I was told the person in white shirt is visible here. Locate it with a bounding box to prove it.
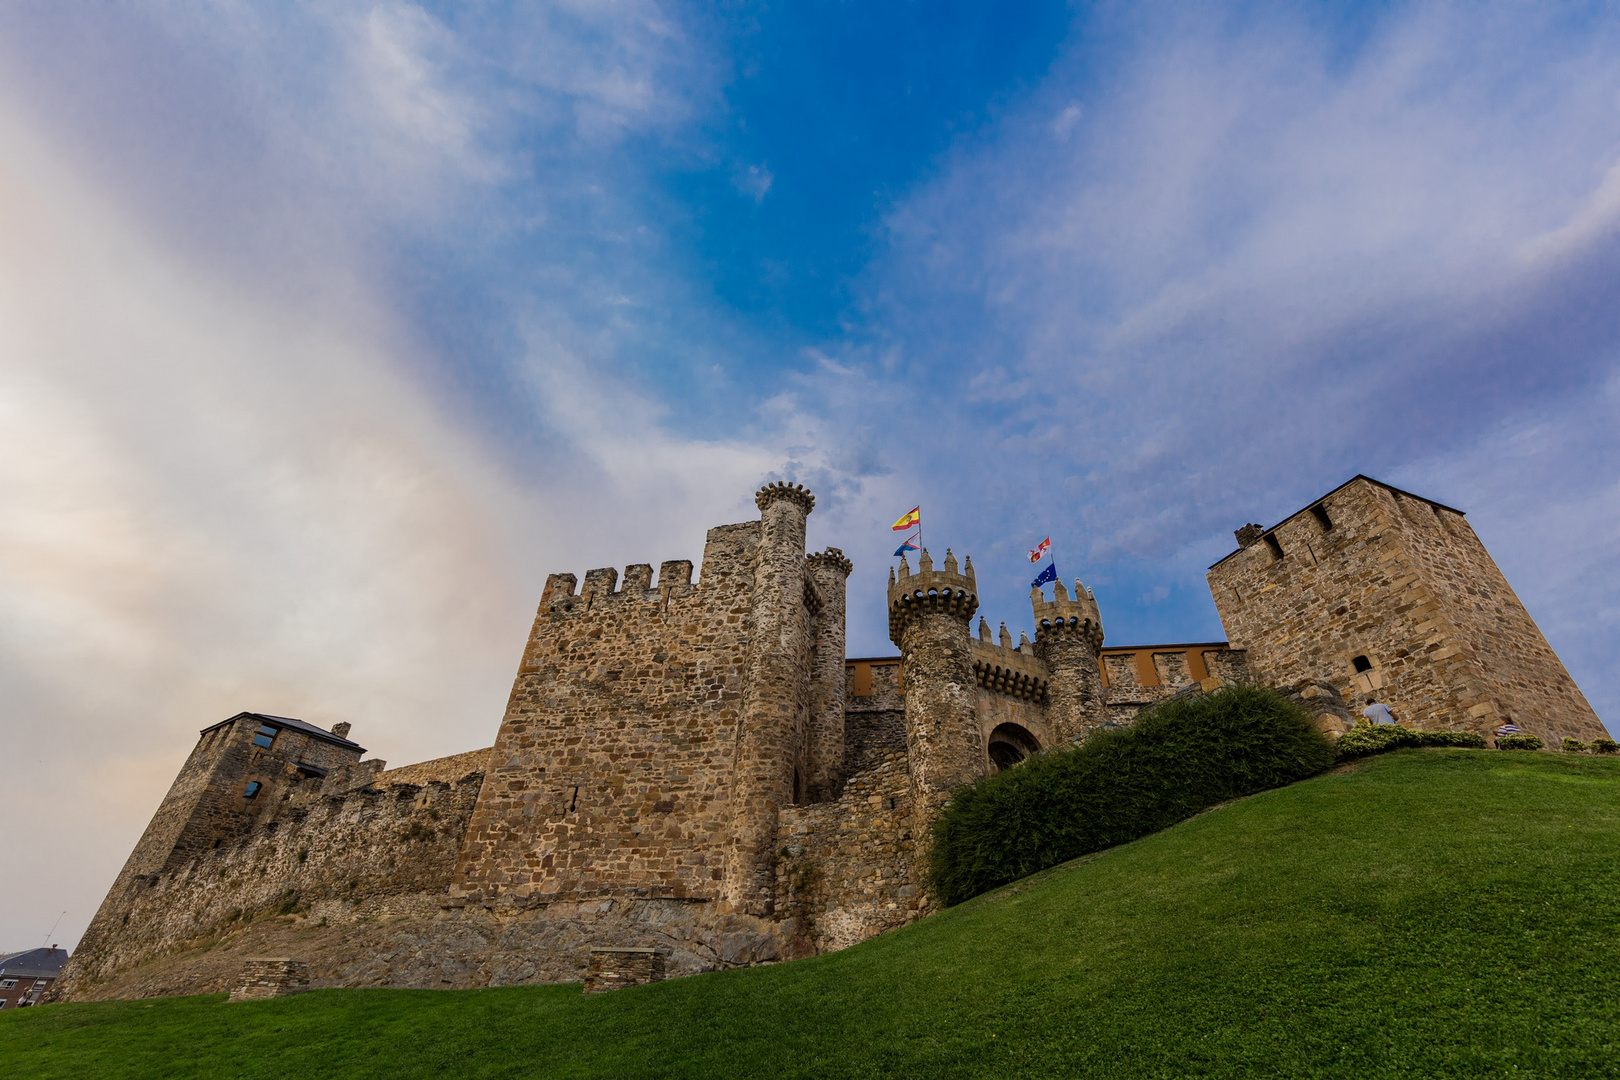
[1363,697,1397,726]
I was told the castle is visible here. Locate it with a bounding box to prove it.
[56,475,1607,999]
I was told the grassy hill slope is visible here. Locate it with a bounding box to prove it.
[6,749,1620,1079]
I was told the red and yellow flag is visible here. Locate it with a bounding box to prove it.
[891,506,920,532]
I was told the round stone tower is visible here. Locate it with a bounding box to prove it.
[805,547,853,802]
[724,481,816,917]
[888,548,983,821]
[1031,577,1109,743]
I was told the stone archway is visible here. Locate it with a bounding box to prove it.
[987,723,1041,772]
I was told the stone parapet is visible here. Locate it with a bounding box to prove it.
[969,624,1049,703]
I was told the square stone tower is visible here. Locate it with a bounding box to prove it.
[1208,475,1606,743]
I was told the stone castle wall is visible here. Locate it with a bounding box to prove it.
[452,525,764,905]
[57,765,482,999]
[1208,476,1604,742]
[60,474,1606,1003]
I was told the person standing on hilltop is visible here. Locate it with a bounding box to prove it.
[1363,697,1397,726]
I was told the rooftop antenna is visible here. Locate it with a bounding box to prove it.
[43,910,65,947]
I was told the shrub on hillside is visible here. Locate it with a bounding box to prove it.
[1336,725,1486,758]
[1591,738,1618,755]
[1563,738,1587,753]
[1498,734,1544,751]
[1335,723,1419,758]
[927,684,1333,906]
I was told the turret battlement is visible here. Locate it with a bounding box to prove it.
[755,480,816,515]
[539,560,696,612]
[887,548,978,647]
[806,547,853,578]
[1032,578,1104,651]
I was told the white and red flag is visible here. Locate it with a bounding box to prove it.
[1027,537,1051,563]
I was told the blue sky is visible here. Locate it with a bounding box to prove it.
[2,1,1618,950]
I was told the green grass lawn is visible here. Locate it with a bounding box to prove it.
[7,749,1620,1079]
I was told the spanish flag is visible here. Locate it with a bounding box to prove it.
[891,506,920,532]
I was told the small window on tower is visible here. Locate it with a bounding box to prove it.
[252,724,278,749]
[1263,534,1284,560]
[1311,504,1333,531]
[243,781,262,799]
[1352,655,1373,673]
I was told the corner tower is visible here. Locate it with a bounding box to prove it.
[723,481,818,916]
[1208,475,1606,743]
[888,548,983,819]
[805,547,854,802]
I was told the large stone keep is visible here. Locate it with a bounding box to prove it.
[54,475,1605,1001]
[1207,475,1604,742]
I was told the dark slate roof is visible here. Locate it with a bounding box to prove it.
[200,712,366,753]
[1207,474,1466,570]
[0,947,70,978]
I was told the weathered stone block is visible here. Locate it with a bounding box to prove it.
[583,947,666,993]
[229,957,309,1001]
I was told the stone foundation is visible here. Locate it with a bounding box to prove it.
[583,947,667,993]
[229,957,309,1001]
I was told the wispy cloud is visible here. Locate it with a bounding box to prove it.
[820,4,1620,681]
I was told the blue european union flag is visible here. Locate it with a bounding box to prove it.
[1031,562,1057,589]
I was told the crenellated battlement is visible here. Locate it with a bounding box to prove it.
[806,547,853,578]
[755,480,816,515]
[969,618,1050,702]
[1032,577,1104,651]
[538,559,697,613]
[887,548,978,646]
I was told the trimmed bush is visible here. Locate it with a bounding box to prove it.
[927,684,1333,906]
[1336,723,1419,758]
[1336,725,1486,758]
[1563,737,1588,753]
[1591,738,1618,755]
[1498,734,1544,751]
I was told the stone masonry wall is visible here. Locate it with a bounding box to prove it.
[1380,490,1606,742]
[1208,477,1605,742]
[1100,646,1253,723]
[57,768,482,999]
[776,747,921,953]
[452,524,763,905]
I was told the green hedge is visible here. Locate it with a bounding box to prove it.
[926,684,1333,906]
[1498,734,1544,751]
[1592,738,1618,755]
[1335,724,1487,758]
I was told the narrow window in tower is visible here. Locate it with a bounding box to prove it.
[1352,655,1373,673]
[1264,534,1284,560]
[243,781,262,799]
[252,724,278,749]
[1311,504,1333,531]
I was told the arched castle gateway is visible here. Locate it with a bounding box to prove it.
[57,475,1606,999]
